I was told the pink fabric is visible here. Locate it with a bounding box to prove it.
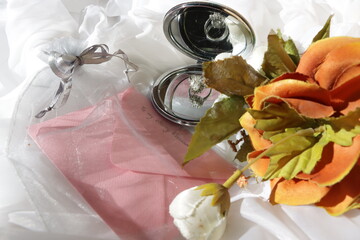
[28,88,235,240]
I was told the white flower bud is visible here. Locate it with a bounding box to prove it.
[169,185,229,240]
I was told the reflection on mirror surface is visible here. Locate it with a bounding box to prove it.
[165,3,254,61]
[152,2,255,126]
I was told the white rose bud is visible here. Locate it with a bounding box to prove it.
[169,183,230,240]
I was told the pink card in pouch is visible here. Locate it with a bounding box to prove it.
[28,87,235,240]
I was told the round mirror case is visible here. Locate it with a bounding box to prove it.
[151,1,255,126]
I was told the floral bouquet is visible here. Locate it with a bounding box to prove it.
[170,16,360,240]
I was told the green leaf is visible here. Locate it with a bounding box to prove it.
[276,30,300,65]
[261,32,298,79]
[196,183,230,216]
[234,134,254,162]
[322,108,360,146]
[184,95,247,165]
[312,15,333,43]
[263,128,327,180]
[203,56,267,97]
[267,128,317,155]
[283,38,300,65]
[327,107,360,132]
[261,120,359,180]
[247,99,318,133]
[248,104,360,181]
[322,124,359,147]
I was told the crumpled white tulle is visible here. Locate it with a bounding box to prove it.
[1,0,360,240]
[278,0,360,52]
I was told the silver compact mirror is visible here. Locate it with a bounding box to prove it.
[151,1,255,126]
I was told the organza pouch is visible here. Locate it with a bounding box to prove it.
[8,50,233,239]
[5,59,129,240]
[5,27,237,240]
[4,1,231,238]
[4,49,231,240]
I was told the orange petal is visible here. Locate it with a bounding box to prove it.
[282,98,335,118]
[315,164,360,216]
[270,177,282,189]
[255,96,334,118]
[296,37,360,79]
[240,112,271,177]
[330,74,360,115]
[253,79,332,111]
[247,150,270,177]
[333,65,360,89]
[269,178,330,205]
[240,112,271,151]
[314,42,360,90]
[297,135,360,186]
[271,72,311,83]
[244,95,254,108]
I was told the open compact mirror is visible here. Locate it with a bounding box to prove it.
[151,1,255,126]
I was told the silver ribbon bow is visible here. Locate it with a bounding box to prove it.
[35,44,138,118]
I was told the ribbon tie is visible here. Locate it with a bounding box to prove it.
[35,44,138,118]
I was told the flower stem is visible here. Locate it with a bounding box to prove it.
[222,128,314,189]
[223,169,243,189]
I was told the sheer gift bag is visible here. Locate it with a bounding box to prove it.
[4,1,236,239]
[7,42,235,240]
[5,38,130,239]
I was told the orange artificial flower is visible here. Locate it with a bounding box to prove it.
[240,36,360,216]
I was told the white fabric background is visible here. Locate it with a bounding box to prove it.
[0,0,359,239]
